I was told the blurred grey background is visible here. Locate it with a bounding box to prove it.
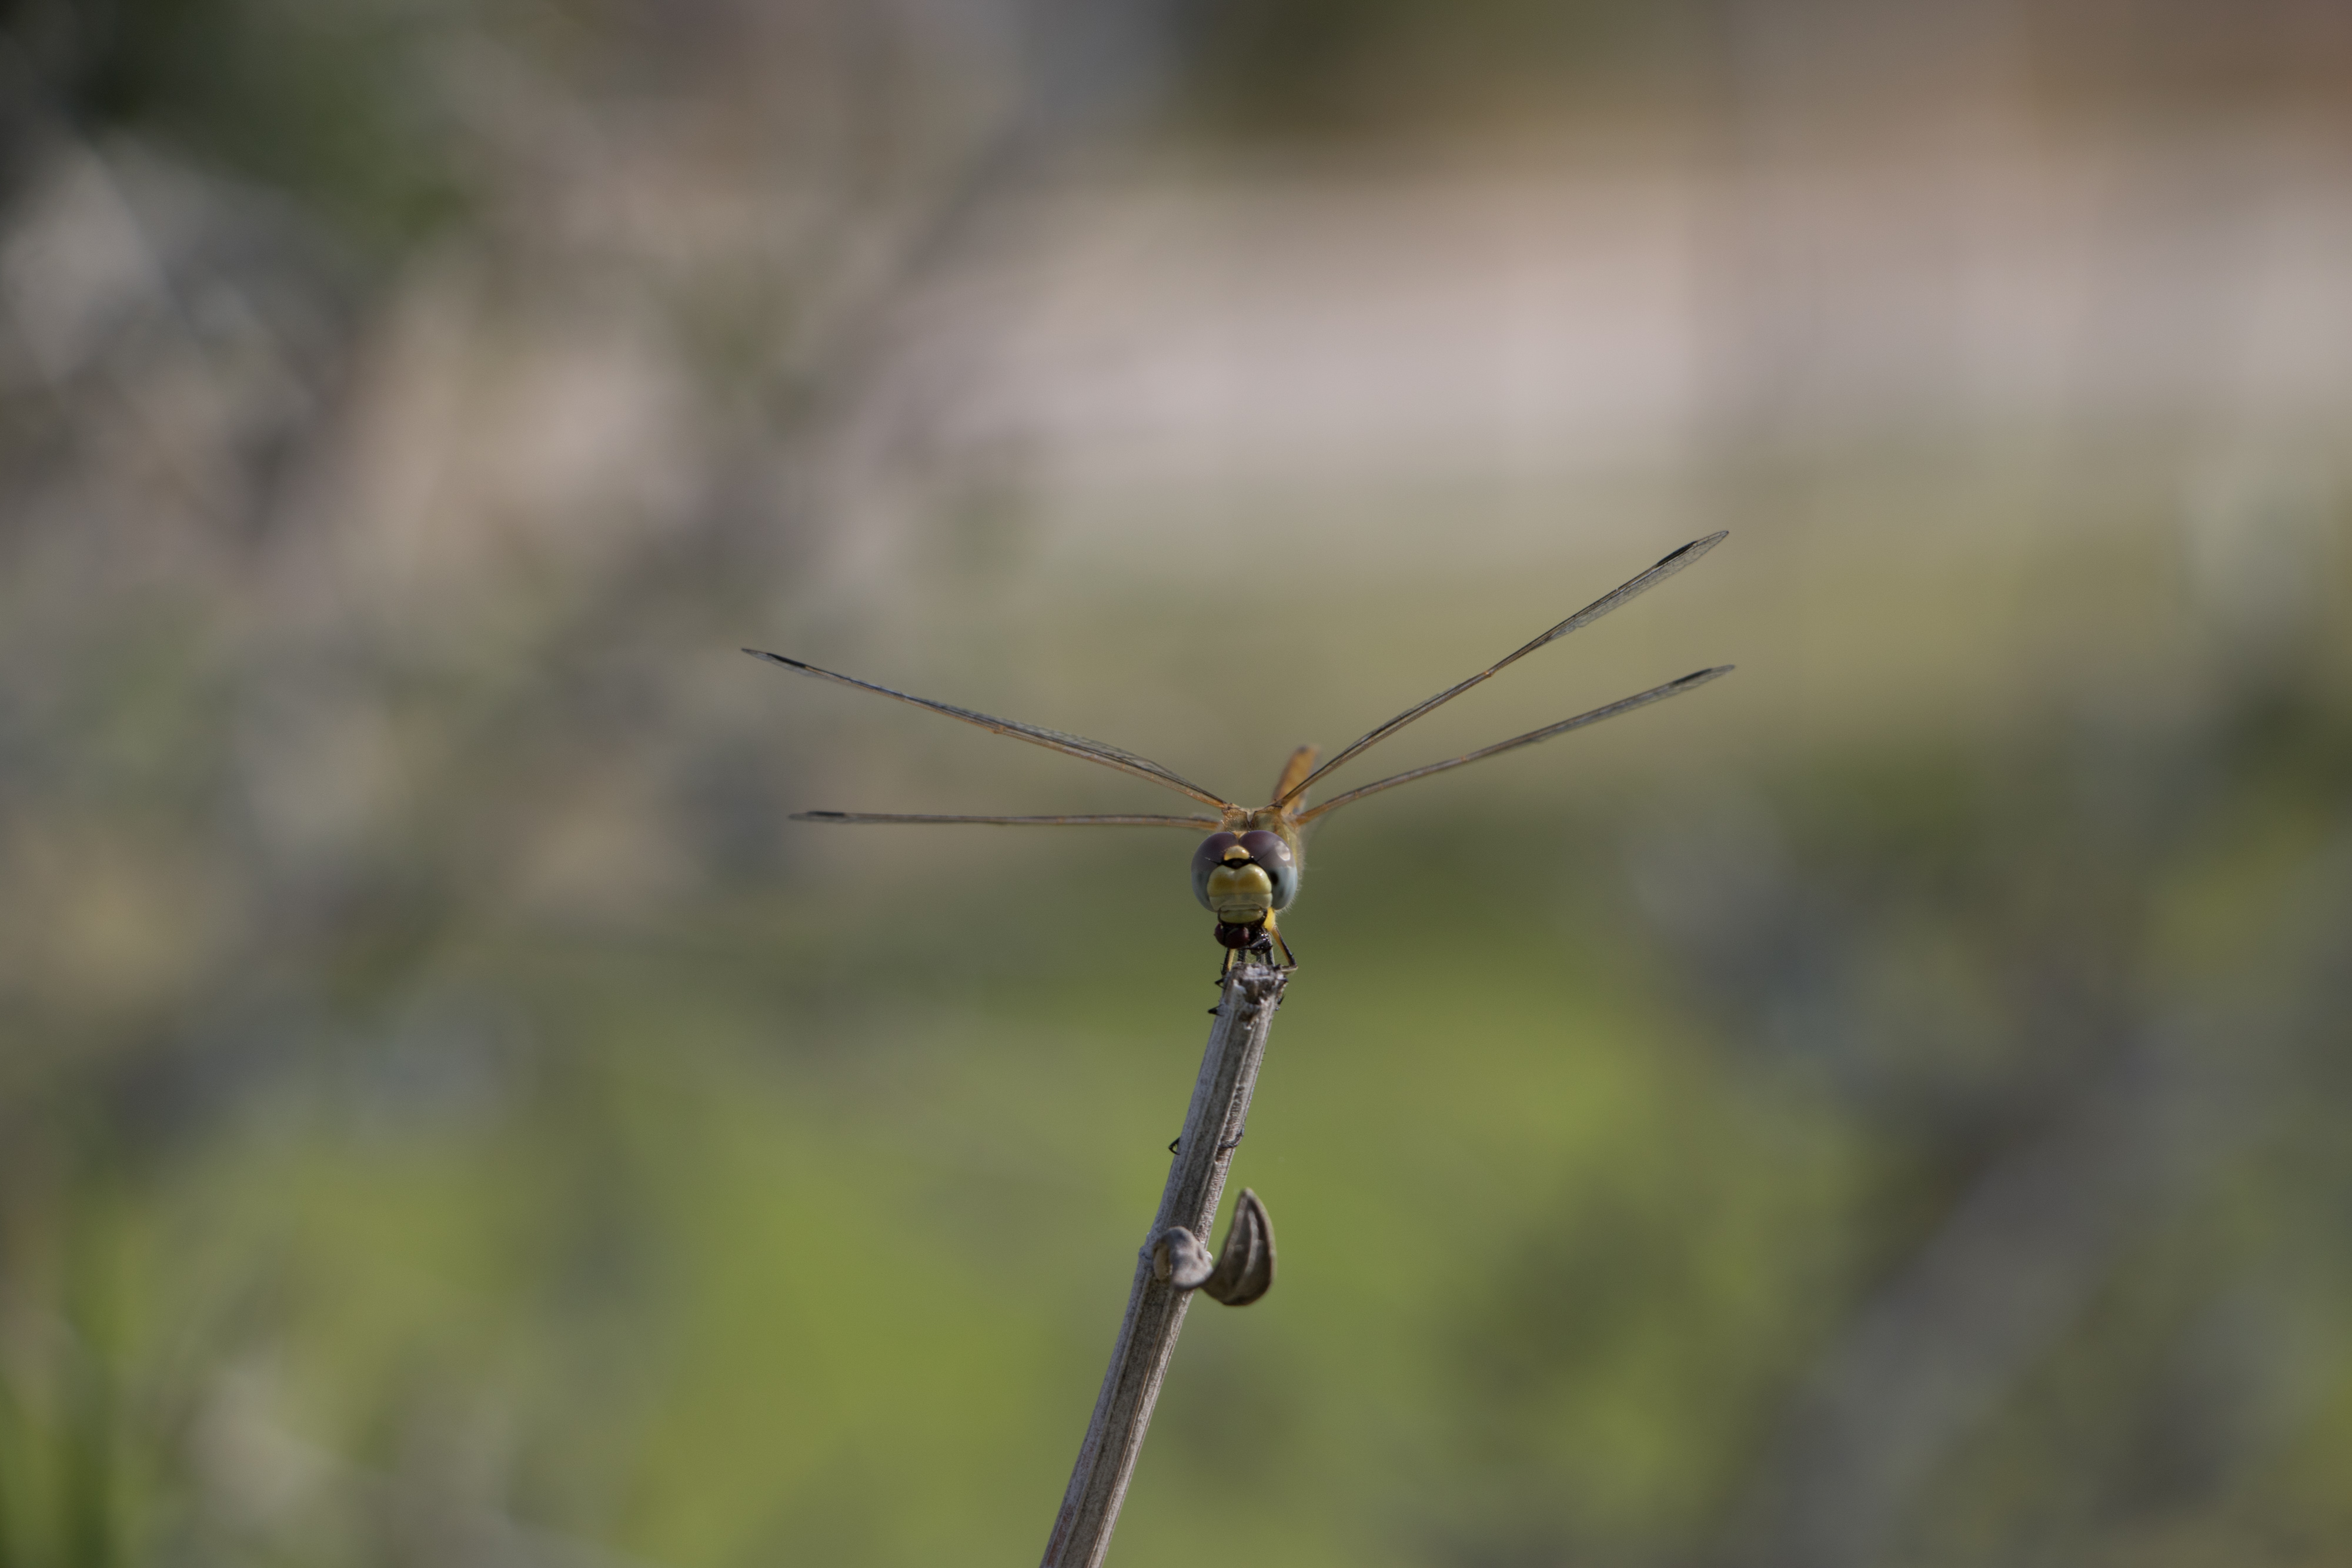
[4,2,2351,1564]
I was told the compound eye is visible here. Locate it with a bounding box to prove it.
[1235,830,1299,910]
[1191,833,1242,911]
[1237,830,1288,864]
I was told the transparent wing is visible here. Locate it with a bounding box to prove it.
[1295,666,1733,825]
[1278,531,1727,807]
[748,649,1237,811]
[793,811,1221,828]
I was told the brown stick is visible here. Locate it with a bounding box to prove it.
[1038,961,1289,1567]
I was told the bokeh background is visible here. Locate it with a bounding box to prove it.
[6,2,2352,1564]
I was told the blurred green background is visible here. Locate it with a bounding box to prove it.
[5,2,2352,1564]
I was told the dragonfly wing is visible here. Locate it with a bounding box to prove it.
[792,811,1221,828]
[1269,745,1318,808]
[1278,531,1727,807]
[1295,666,1732,824]
[748,650,1237,811]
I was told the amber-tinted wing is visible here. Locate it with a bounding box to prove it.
[1277,531,1727,808]
[1295,666,1732,824]
[747,649,1237,811]
[1269,745,1318,808]
[792,811,1220,828]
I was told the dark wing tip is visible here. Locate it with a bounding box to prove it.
[1676,664,1735,686]
[744,648,807,670]
[1656,529,1731,568]
[790,810,850,821]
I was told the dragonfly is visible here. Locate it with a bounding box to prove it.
[749,532,1730,975]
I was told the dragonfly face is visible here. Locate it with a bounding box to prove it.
[749,531,1732,973]
[1192,828,1299,934]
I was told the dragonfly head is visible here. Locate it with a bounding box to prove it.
[1191,829,1298,928]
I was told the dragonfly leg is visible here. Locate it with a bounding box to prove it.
[1263,913,1298,971]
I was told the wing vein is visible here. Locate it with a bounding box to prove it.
[792,811,1220,828]
[747,650,1237,811]
[1278,531,1727,807]
[1296,666,1733,824]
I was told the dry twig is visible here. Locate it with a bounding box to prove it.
[1039,961,1288,1567]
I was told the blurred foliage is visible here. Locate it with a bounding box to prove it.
[14,0,466,249]
[6,688,2350,1566]
[1178,0,2352,139]
[1181,0,1695,137]
[5,1,2352,1566]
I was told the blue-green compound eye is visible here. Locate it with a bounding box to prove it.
[1191,833,1241,912]
[1237,830,1299,909]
